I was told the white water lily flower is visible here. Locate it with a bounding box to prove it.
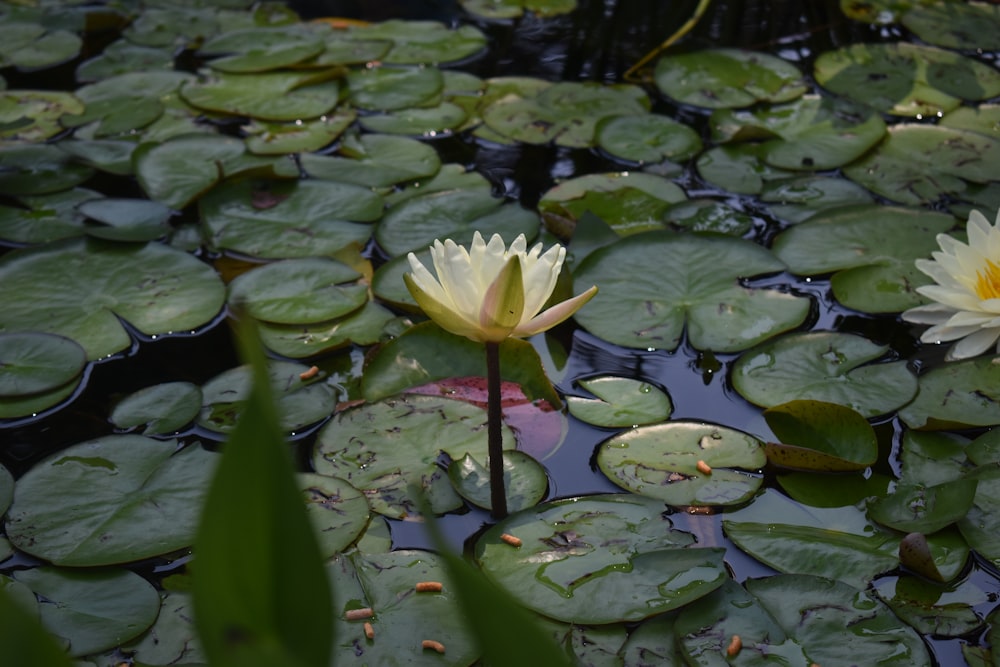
[902,207,1000,360]
[404,232,598,343]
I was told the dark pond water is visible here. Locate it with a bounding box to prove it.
[2,1,999,665]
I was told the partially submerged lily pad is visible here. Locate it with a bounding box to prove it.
[476,494,727,624]
[5,435,219,566]
[596,421,766,506]
[572,231,810,351]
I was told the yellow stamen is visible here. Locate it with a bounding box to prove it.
[975,259,1000,300]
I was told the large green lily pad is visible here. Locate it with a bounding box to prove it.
[732,331,918,417]
[844,124,1000,205]
[900,1,1000,51]
[0,331,86,398]
[594,113,702,165]
[348,19,487,64]
[300,132,441,188]
[13,567,160,657]
[869,478,978,534]
[761,175,875,223]
[312,394,516,519]
[77,197,174,242]
[199,25,326,72]
[257,301,397,358]
[572,231,810,351]
[0,90,83,143]
[597,421,766,506]
[771,204,957,312]
[180,68,341,121]
[5,435,219,566]
[0,21,81,70]
[709,94,886,170]
[61,71,193,137]
[475,494,727,624]
[814,42,1000,117]
[0,187,103,245]
[200,177,382,259]
[74,39,174,83]
[0,143,93,196]
[346,64,444,111]
[0,238,226,360]
[654,48,807,109]
[873,574,987,639]
[899,355,1000,429]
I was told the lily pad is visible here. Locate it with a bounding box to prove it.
[312,394,516,518]
[900,1,1000,51]
[5,435,219,566]
[256,301,397,358]
[873,574,986,638]
[566,375,671,428]
[227,257,365,325]
[958,470,1000,569]
[374,188,539,257]
[460,0,578,19]
[869,478,978,534]
[74,40,174,83]
[594,113,702,164]
[0,187,103,245]
[199,25,326,72]
[763,400,878,471]
[723,488,900,588]
[695,143,798,194]
[538,171,687,237]
[732,331,918,417]
[0,238,226,360]
[0,331,86,399]
[300,132,441,188]
[572,231,811,351]
[109,381,202,435]
[359,101,467,136]
[299,473,370,558]
[899,430,970,487]
[346,64,444,111]
[843,124,1000,205]
[814,42,1000,117]
[448,450,548,513]
[940,103,1000,138]
[199,177,382,259]
[761,175,875,223]
[77,198,174,242]
[55,139,135,177]
[243,107,357,155]
[709,94,886,170]
[13,567,160,657]
[654,48,807,109]
[899,355,1000,429]
[0,90,83,142]
[119,591,205,666]
[61,71,193,137]
[180,68,342,121]
[597,421,766,506]
[197,360,337,435]
[348,20,487,64]
[0,463,12,518]
[475,494,727,624]
[661,198,754,235]
[0,143,93,196]
[0,21,81,70]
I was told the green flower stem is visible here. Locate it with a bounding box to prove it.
[485,341,508,519]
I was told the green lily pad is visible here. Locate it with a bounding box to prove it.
[572,231,811,351]
[709,94,886,170]
[0,187,103,245]
[200,177,382,259]
[732,331,918,417]
[227,257,365,325]
[448,450,548,513]
[898,355,1000,429]
[119,591,205,666]
[383,162,492,209]
[594,113,702,164]
[597,421,766,506]
[761,175,876,223]
[900,1,1000,50]
[723,489,900,588]
[62,71,193,137]
[870,478,978,534]
[243,107,357,155]
[0,90,83,142]
[460,0,578,19]
[300,131,441,188]
[135,133,299,210]
[695,142,799,194]
[0,462,12,517]
[763,400,878,471]
[299,473,370,558]
[359,101,467,136]
[312,394,515,519]
[0,238,225,360]
[619,613,683,665]
[897,528,970,585]
[777,470,892,508]
[481,81,648,148]
[74,40,174,83]
[76,198,174,242]
[661,198,754,235]
[374,188,539,257]
[328,550,479,666]
[109,381,202,435]
[13,567,160,657]
[899,430,970,487]
[55,139,136,176]
[197,360,337,435]
[348,19,487,64]
[306,29,390,66]
[0,143,93,196]
[814,42,1000,117]
[958,471,1000,569]
[122,6,220,48]
[0,21,81,70]
[968,429,1000,467]
[566,375,671,428]
[843,124,1000,205]
[200,25,326,72]
[257,301,397,358]
[0,331,86,398]
[346,64,444,111]
[772,204,956,313]
[654,48,807,109]
[873,574,986,638]
[180,68,341,121]
[475,494,727,624]
[538,171,686,237]
[940,103,1000,138]
[5,435,218,566]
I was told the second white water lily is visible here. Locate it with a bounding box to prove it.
[404,231,598,343]
[902,207,1000,360]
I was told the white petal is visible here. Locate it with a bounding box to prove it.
[915,258,963,289]
[434,238,479,319]
[406,252,451,305]
[946,327,1000,360]
[520,244,564,318]
[902,303,956,325]
[478,233,511,289]
[944,310,997,327]
[916,285,983,311]
[922,323,982,343]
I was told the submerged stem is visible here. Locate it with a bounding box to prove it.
[485,341,508,519]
